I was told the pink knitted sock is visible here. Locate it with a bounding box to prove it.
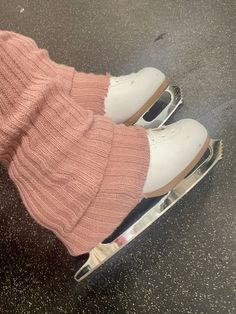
[0,30,150,256]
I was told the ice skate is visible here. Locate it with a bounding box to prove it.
[143,119,210,197]
[105,67,182,128]
[74,120,223,282]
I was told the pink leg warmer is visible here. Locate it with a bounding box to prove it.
[0,31,149,256]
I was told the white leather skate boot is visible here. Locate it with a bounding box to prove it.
[104,67,170,125]
[143,119,210,197]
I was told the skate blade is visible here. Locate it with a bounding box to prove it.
[135,85,183,129]
[74,139,223,282]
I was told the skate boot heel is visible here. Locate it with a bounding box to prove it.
[74,139,223,283]
[135,85,183,129]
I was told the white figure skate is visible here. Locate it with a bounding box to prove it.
[75,72,223,283]
[105,67,182,128]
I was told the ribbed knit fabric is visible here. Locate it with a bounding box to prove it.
[0,31,150,256]
[1,31,110,115]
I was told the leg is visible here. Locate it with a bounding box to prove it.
[1,30,110,115]
[3,31,181,126]
[0,31,212,259]
[0,31,149,256]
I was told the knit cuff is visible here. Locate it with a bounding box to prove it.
[0,31,110,115]
[70,71,111,115]
[59,123,150,256]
